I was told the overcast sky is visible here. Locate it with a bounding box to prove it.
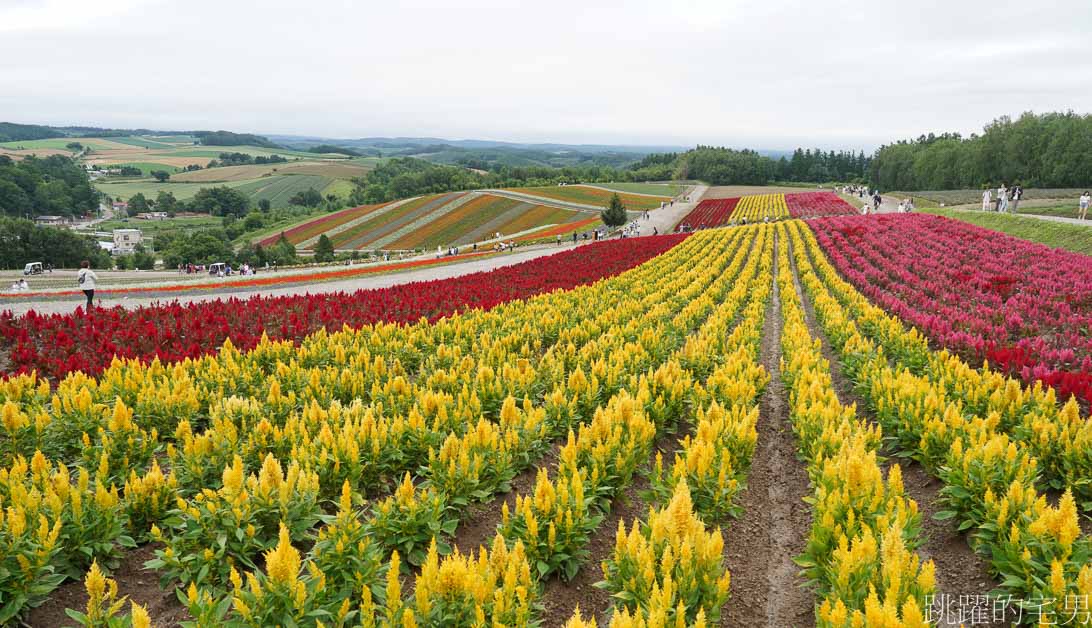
[1,0,1089,150]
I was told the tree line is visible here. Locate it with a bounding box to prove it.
[0,155,100,218]
[869,111,1092,191]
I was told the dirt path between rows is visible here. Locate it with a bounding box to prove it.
[721,233,814,627]
[788,237,1004,628]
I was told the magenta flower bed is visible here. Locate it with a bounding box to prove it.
[810,213,1092,405]
[785,192,858,218]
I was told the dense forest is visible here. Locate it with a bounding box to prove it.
[0,122,64,142]
[869,111,1092,191]
[196,130,282,148]
[0,216,111,269]
[0,155,100,218]
[628,146,871,185]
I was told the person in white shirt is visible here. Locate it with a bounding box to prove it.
[77,260,98,310]
[1080,191,1090,220]
[997,184,1008,212]
[982,188,992,211]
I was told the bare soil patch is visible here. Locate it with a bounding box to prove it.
[25,543,190,628]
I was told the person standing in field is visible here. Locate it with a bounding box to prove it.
[1010,184,1023,213]
[982,187,992,211]
[77,260,98,310]
[996,184,1007,212]
[1080,191,1090,219]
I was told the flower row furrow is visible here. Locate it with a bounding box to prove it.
[776,221,935,626]
[789,219,1092,626]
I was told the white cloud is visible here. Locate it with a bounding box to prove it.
[0,0,1089,150]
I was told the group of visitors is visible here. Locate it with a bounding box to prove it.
[980,184,1024,213]
[895,198,916,213]
[8,279,30,291]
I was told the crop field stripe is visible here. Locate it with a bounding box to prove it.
[386,193,499,250]
[787,219,1091,624]
[330,195,435,248]
[366,193,478,250]
[774,220,936,623]
[345,192,464,250]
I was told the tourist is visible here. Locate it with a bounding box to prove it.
[18,279,28,290]
[982,188,991,211]
[996,183,1007,212]
[557,234,562,246]
[1079,191,1090,220]
[77,260,98,310]
[572,232,578,244]
[897,200,905,213]
[1010,185,1023,213]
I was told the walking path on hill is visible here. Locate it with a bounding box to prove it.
[631,184,708,236]
[2,241,590,316]
[940,205,1092,226]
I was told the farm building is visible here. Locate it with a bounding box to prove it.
[112,228,144,254]
[35,215,66,226]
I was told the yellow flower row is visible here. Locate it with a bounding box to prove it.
[728,193,789,223]
[776,221,934,627]
[787,219,1092,624]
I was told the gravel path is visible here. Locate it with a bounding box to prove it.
[2,242,590,317]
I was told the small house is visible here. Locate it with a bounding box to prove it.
[35,215,66,226]
[112,228,143,254]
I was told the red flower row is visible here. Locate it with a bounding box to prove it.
[677,198,740,229]
[811,214,1092,405]
[785,192,858,218]
[0,235,687,380]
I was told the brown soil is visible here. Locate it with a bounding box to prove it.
[789,237,1005,627]
[25,543,190,628]
[452,442,561,554]
[721,234,815,627]
[540,426,683,627]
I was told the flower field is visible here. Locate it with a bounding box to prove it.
[257,201,393,247]
[2,215,1091,626]
[811,213,1092,405]
[784,191,859,217]
[678,197,739,229]
[0,236,683,380]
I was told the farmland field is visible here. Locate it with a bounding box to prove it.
[508,185,671,210]
[2,210,1091,626]
[586,182,682,196]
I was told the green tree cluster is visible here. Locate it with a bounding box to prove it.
[0,216,111,269]
[601,193,628,226]
[869,111,1092,190]
[0,155,99,218]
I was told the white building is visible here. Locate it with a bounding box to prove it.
[112,228,143,254]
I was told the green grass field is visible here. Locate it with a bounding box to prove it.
[108,162,181,175]
[107,136,181,149]
[95,179,254,201]
[509,185,670,210]
[159,145,338,160]
[925,208,1092,256]
[93,215,224,235]
[589,182,682,196]
[1014,204,1086,220]
[233,174,333,206]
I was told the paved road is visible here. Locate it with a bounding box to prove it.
[2,242,593,317]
